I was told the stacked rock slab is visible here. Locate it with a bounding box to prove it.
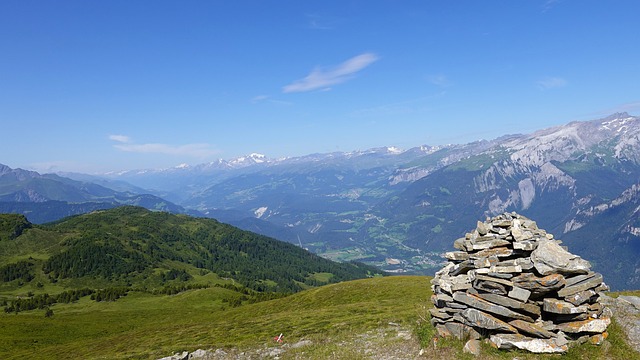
[430,212,611,354]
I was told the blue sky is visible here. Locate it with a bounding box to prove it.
[1,1,639,173]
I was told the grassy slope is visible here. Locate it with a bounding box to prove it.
[0,276,429,359]
[1,277,638,360]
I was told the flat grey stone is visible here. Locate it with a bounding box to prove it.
[429,308,453,320]
[543,298,588,314]
[444,251,470,261]
[453,292,534,322]
[431,293,453,307]
[564,289,597,306]
[556,317,611,334]
[489,334,568,353]
[508,286,532,302]
[509,319,556,339]
[475,292,540,317]
[436,274,472,294]
[531,239,591,275]
[471,239,510,250]
[461,308,517,332]
[564,273,595,287]
[557,273,603,297]
[475,274,514,287]
[492,219,513,228]
[450,260,476,276]
[512,273,565,295]
[487,272,513,279]
[453,237,467,250]
[469,246,513,259]
[475,280,508,295]
[489,265,523,273]
[513,240,537,251]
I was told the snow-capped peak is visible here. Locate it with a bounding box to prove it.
[248,153,266,163]
[386,146,403,154]
[599,112,636,134]
[228,153,269,167]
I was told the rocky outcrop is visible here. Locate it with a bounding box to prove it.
[600,294,640,353]
[430,212,611,353]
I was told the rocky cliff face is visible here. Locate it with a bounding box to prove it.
[364,113,640,289]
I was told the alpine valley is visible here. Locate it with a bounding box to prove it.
[3,113,640,290]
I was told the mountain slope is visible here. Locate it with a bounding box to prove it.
[363,113,640,288]
[0,206,383,294]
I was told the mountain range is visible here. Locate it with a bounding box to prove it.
[2,112,639,290]
[0,164,200,223]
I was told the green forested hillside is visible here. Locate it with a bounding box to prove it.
[0,206,383,298]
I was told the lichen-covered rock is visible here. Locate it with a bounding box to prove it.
[556,317,611,334]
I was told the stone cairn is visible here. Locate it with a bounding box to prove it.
[430,212,611,353]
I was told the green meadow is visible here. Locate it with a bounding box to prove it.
[1,276,639,360]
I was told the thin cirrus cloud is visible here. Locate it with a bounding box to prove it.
[536,76,568,89]
[283,52,379,93]
[427,74,452,88]
[109,135,219,158]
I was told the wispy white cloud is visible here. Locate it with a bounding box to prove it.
[109,134,132,143]
[350,93,445,118]
[283,53,379,93]
[251,95,293,106]
[427,74,452,87]
[612,101,640,113]
[307,14,334,30]
[536,76,567,89]
[542,0,562,13]
[109,135,219,158]
[591,101,640,117]
[251,95,270,103]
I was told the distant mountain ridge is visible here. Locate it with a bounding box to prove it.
[3,112,640,290]
[108,112,638,290]
[0,164,198,223]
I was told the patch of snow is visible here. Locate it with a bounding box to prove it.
[254,206,268,218]
[249,153,266,163]
[308,223,322,234]
[564,219,585,233]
